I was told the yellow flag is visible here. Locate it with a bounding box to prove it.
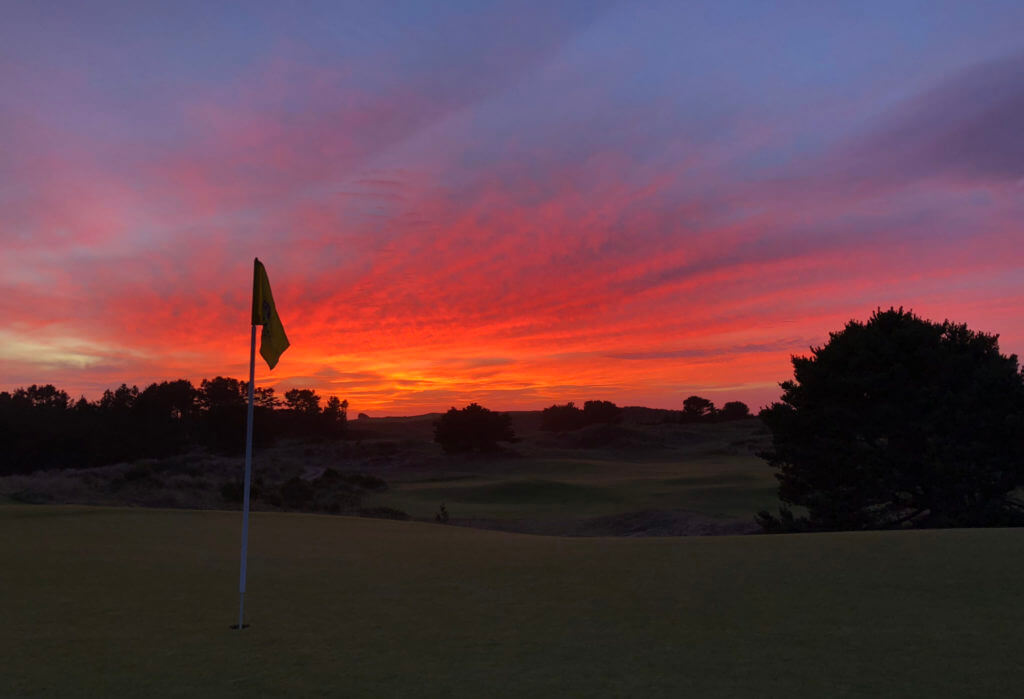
[252,258,290,370]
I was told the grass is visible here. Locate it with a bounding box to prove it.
[3,504,1023,697]
[359,419,780,526]
[0,418,779,533]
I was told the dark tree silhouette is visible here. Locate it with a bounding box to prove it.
[100,383,140,413]
[322,396,348,438]
[198,377,246,409]
[136,380,197,422]
[583,400,623,424]
[541,400,623,431]
[682,395,715,422]
[758,308,1024,531]
[434,403,516,453]
[719,401,751,420]
[0,385,79,473]
[0,376,351,471]
[252,386,281,409]
[284,388,321,415]
[134,380,198,455]
[196,377,249,452]
[540,402,585,432]
[16,384,72,410]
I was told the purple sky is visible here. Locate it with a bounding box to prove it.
[2,1,1023,414]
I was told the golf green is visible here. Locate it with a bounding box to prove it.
[3,505,1022,697]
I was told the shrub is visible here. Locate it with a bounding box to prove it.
[759,307,1024,531]
[433,403,516,453]
[582,400,623,424]
[540,402,586,432]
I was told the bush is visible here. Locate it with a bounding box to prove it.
[681,395,715,422]
[541,400,623,432]
[759,307,1024,531]
[583,400,623,424]
[433,403,516,453]
[719,401,751,420]
[540,402,586,432]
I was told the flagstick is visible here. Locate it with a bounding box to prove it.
[236,323,257,630]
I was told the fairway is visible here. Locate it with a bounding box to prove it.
[356,418,781,532]
[3,505,1023,697]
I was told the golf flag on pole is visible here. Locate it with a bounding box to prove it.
[252,258,289,370]
[237,257,289,630]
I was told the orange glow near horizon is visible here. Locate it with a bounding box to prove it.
[3,6,1023,414]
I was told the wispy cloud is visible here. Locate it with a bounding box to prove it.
[2,3,1022,414]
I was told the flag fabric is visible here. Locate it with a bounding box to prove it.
[252,258,289,369]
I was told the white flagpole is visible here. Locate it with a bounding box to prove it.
[236,323,257,629]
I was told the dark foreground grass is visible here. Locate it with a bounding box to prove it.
[3,505,1023,697]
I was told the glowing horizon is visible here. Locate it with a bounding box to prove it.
[3,2,1023,416]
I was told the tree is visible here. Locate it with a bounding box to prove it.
[583,400,623,424]
[719,401,751,420]
[758,308,1024,531]
[541,400,623,432]
[540,402,585,432]
[15,384,71,411]
[434,403,516,453]
[136,380,196,422]
[253,386,281,409]
[198,377,245,410]
[134,380,198,455]
[322,396,348,438]
[284,388,321,415]
[99,384,140,413]
[197,377,248,453]
[681,395,715,422]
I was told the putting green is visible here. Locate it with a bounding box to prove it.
[3,505,1022,697]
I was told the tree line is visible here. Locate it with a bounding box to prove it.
[539,397,750,432]
[433,396,753,453]
[0,377,347,475]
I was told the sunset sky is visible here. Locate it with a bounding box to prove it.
[3,1,1023,415]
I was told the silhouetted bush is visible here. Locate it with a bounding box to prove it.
[433,403,516,453]
[540,402,586,431]
[322,396,348,439]
[719,401,751,420]
[583,400,623,424]
[759,307,1024,531]
[541,400,624,432]
[681,395,716,422]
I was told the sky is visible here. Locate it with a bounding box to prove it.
[2,0,1023,415]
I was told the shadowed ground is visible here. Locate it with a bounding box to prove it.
[0,418,777,535]
[3,505,1022,697]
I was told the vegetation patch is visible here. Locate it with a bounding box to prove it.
[415,479,625,505]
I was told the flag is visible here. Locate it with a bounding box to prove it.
[252,258,289,369]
